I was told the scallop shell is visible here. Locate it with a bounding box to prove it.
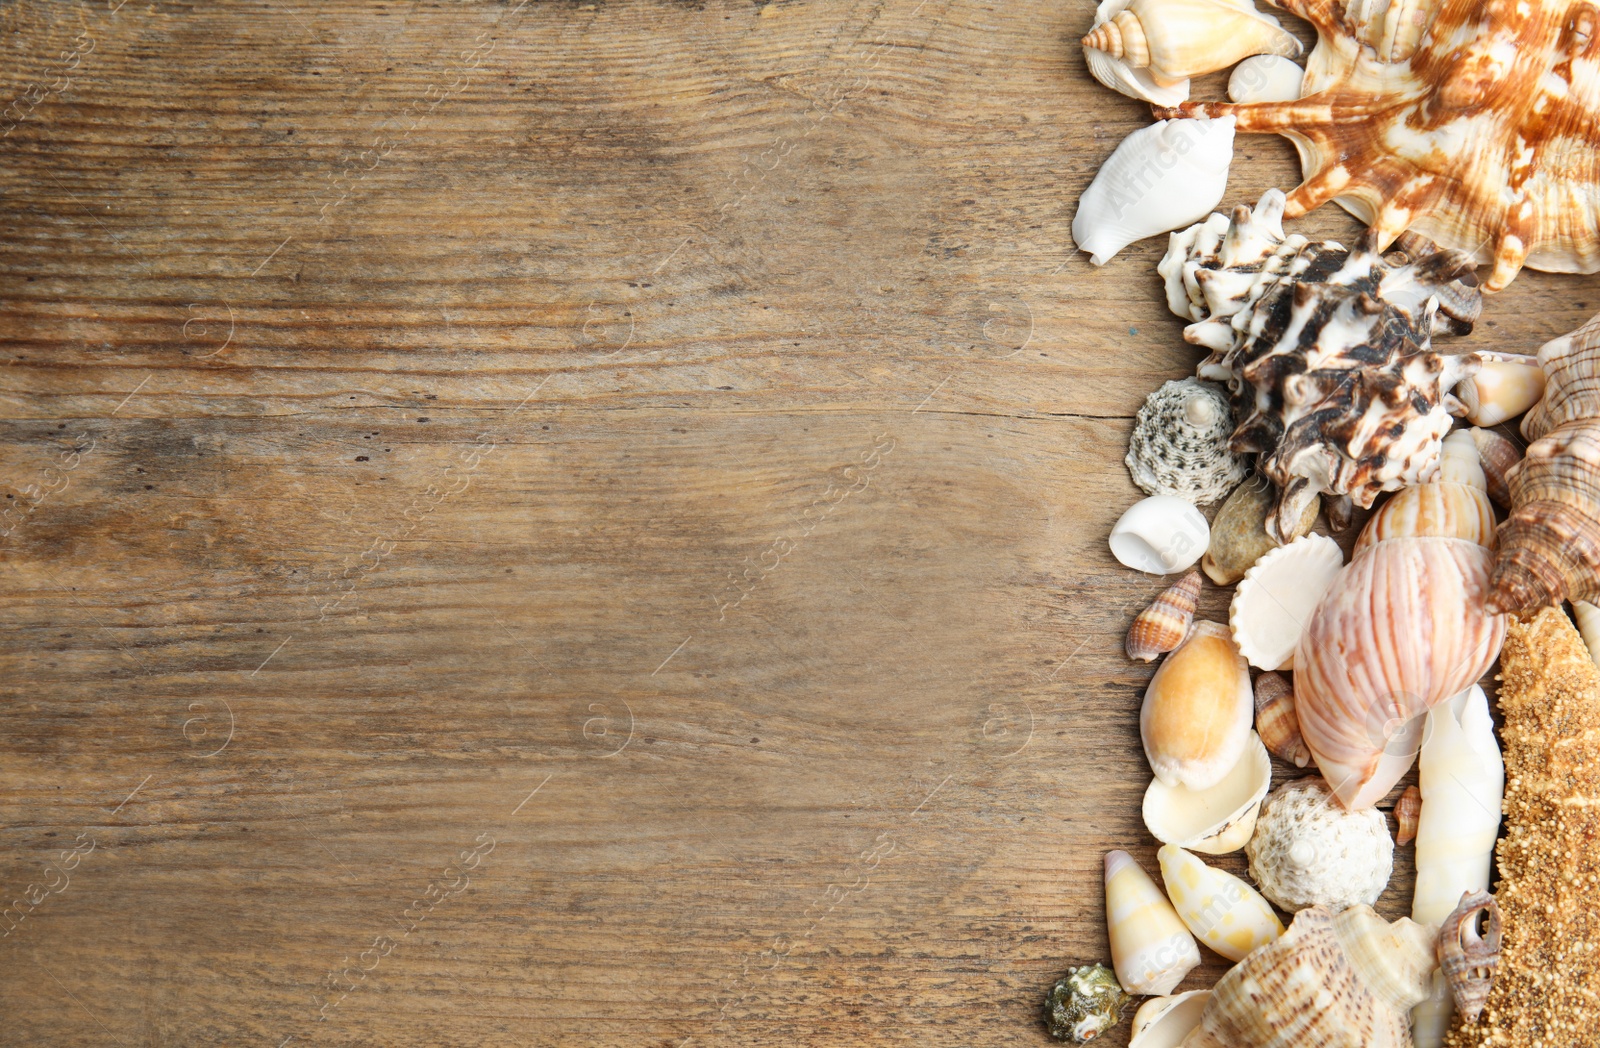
[1126,378,1249,505]
[1442,608,1600,1046]
[1182,905,1435,1048]
[1468,426,1520,509]
[1253,671,1309,768]
[1072,116,1235,266]
[1246,777,1393,913]
[1141,621,1253,790]
[1127,570,1202,662]
[1437,890,1501,1025]
[1155,0,1600,291]
[1490,313,1600,612]
[1394,785,1420,847]
[1143,731,1271,855]
[1111,495,1211,575]
[1160,192,1485,541]
[1227,54,1303,103]
[1105,849,1201,997]
[1200,474,1318,586]
[1295,537,1507,809]
[1228,534,1344,671]
[1458,361,1546,428]
[1129,991,1209,1048]
[1157,845,1285,962]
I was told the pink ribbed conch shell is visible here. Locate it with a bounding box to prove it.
[1294,537,1506,809]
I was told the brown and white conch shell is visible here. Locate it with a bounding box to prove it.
[1437,890,1501,1024]
[1491,313,1600,612]
[1157,0,1600,291]
[1160,191,1484,541]
[1127,570,1202,662]
[1082,0,1301,102]
[1295,536,1506,809]
[1179,905,1436,1048]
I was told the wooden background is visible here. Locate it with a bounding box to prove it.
[1,1,1594,1045]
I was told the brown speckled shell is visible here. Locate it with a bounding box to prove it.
[1159,0,1600,291]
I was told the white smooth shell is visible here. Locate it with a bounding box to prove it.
[1072,116,1236,266]
[1130,990,1210,1048]
[1111,494,1211,574]
[1228,534,1345,670]
[1227,54,1304,103]
[1143,731,1272,854]
[1082,0,1191,105]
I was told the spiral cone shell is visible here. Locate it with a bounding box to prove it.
[1437,890,1500,1024]
[1252,671,1309,767]
[1127,570,1202,662]
[1467,426,1520,509]
[1081,0,1301,87]
[1294,537,1506,810]
[1104,849,1201,996]
[1394,785,1420,846]
[1181,905,1434,1048]
[1156,845,1284,962]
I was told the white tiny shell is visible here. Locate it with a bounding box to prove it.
[1130,990,1210,1048]
[1073,116,1236,266]
[1229,534,1344,670]
[1143,731,1272,854]
[1227,55,1304,103]
[1111,495,1211,574]
[1083,0,1191,106]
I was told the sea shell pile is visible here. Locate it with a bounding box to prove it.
[1043,0,1600,1042]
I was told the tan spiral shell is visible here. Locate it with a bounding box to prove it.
[1082,0,1301,86]
[1468,426,1520,509]
[1437,889,1501,1024]
[1354,481,1496,552]
[1127,570,1202,662]
[1295,537,1507,810]
[1181,905,1434,1048]
[1394,784,1420,846]
[1252,671,1309,767]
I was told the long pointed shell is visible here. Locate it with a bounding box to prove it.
[1072,117,1235,267]
[1437,890,1501,1024]
[1081,0,1300,85]
[1127,570,1202,662]
[1458,361,1546,428]
[1141,621,1252,790]
[1143,732,1271,855]
[1228,534,1343,671]
[1182,906,1434,1048]
[1412,685,1502,927]
[1157,845,1284,962]
[1130,990,1208,1048]
[1294,537,1506,810]
[1394,785,1420,846]
[1468,426,1520,509]
[1253,671,1309,767]
[1104,850,1201,996]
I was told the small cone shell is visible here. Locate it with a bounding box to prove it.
[1458,361,1546,427]
[1081,0,1300,85]
[1104,849,1201,996]
[1574,600,1600,667]
[1252,671,1309,767]
[1468,427,1520,509]
[1183,906,1434,1048]
[1157,845,1284,962]
[1127,570,1202,662]
[1141,621,1253,790]
[1394,784,1420,846]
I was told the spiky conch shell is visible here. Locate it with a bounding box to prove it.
[1490,312,1600,612]
[1181,905,1435,1048]
[1153,0,1600,291]
[1442,608,1600,1046]
[1159,191,1483,542]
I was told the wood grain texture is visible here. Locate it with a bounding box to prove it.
[0,1,1590,1044]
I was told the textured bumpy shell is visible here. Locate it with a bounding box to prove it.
[1126,378,1248,505]
[1201,474,1318,585]
[1442,609,1600,1046]
[1127,570,1202,662]
[1160,192,1483,541]
[1295,538,1506,809]
[1045,964,1134,1043]
[1181,905,1434,1048]
[1437,890,1501,1024]
[1245,777,1393,913]
[1491,313,1600,611]
[1157,0,1600,291]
